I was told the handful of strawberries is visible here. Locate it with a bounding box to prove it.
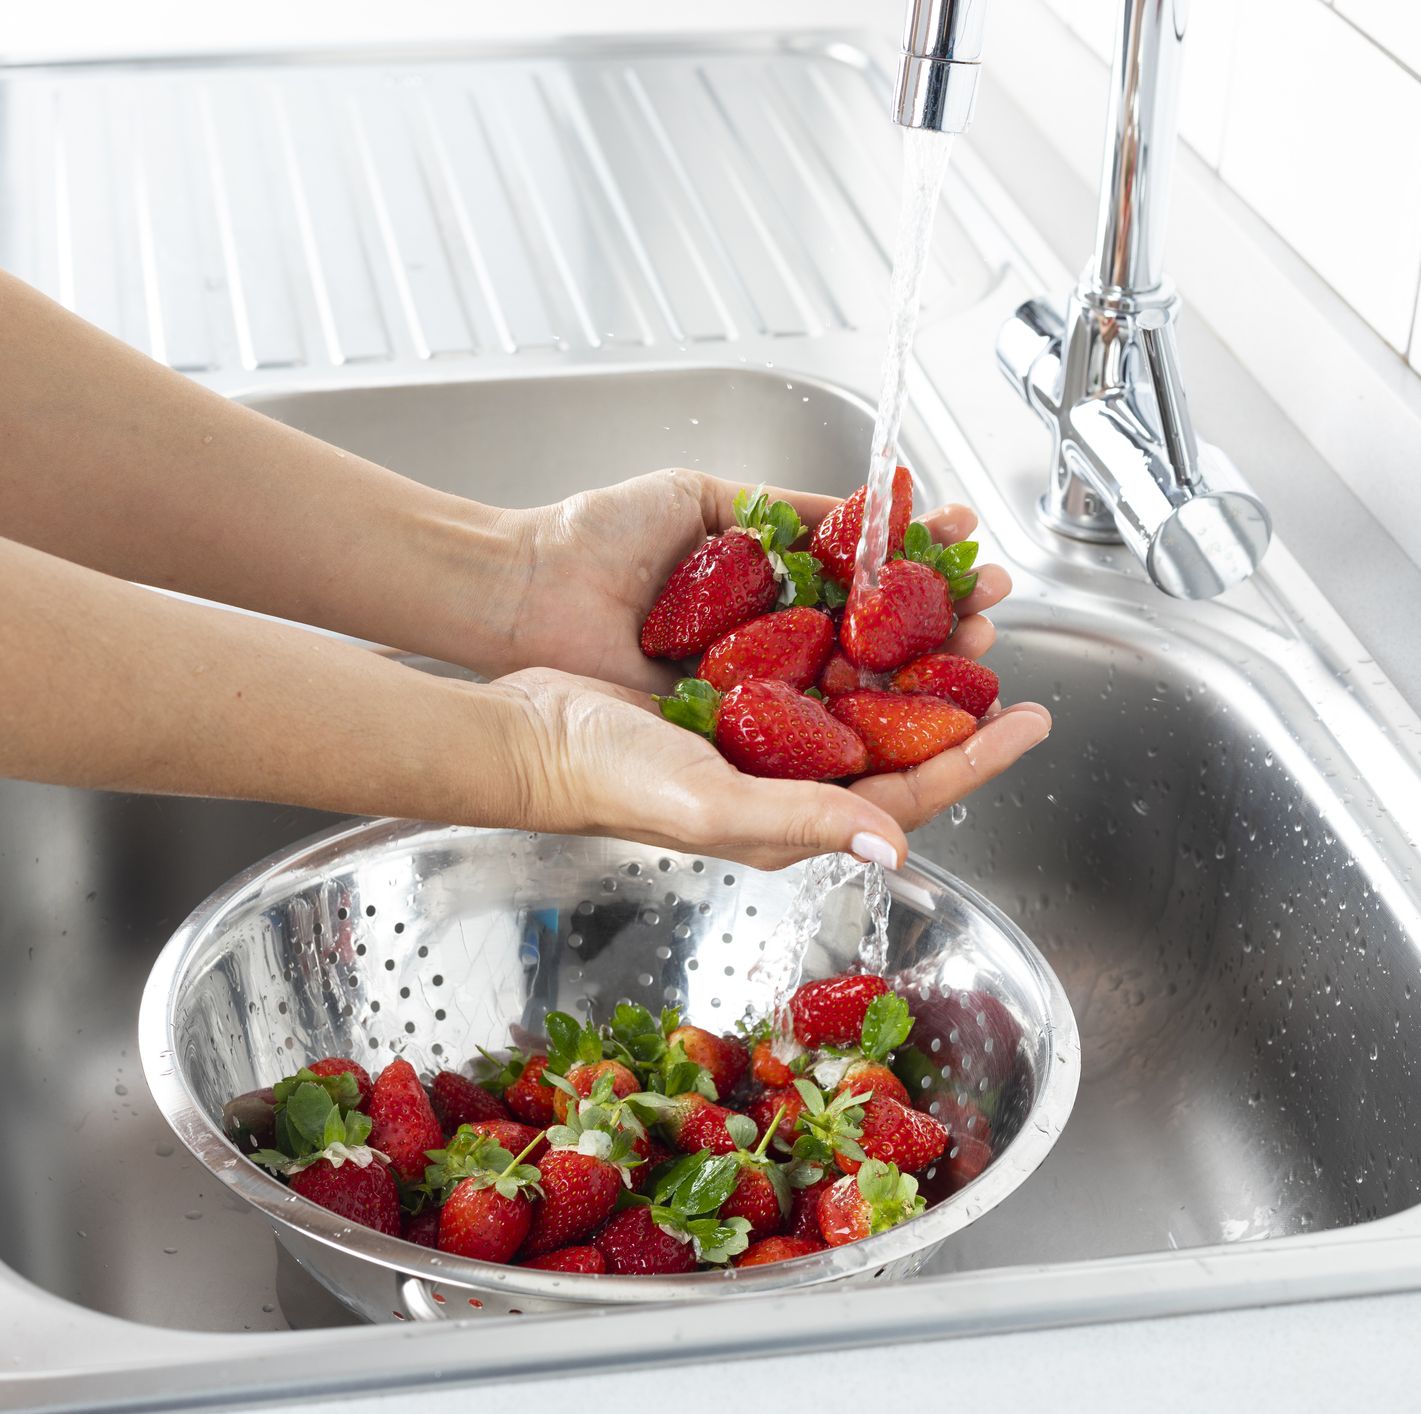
[642,470,1001,781]
[224,972,1013,1275]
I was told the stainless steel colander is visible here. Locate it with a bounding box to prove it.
[140,821,1079,1323]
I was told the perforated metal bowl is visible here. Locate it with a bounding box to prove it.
[140,821,1079,1323]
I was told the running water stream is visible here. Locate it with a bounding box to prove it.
[747,129,956,1040]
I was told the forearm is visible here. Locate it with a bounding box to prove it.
[0,271,526,672]
[0,535,535,824]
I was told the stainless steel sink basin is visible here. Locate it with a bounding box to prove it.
[7,30,1421,1414]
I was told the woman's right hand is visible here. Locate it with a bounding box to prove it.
[492,667,1051,872]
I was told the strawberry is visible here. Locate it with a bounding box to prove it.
[521,1245,607,1274]
[837,1095,947,1177]
[666,1026,748,1098]
[748,1085,806,1148]
[891,652,1000,719]
[630,1139,676,1193]
[698,607,835,693]
[553,1059,640,1124]
[719,1108,791,1238]
[830,690,976,773]
[597,1150,752,1272]
[522,1100,641,1256]
[818,1160,925,1246]
[641,490,819,659]
[840,525,977,674]
[816,649,875,699]
[750,1038,797,1089]
[790,974,889,1049]
[831,991,915,1107]
[658,678,867,781]
[593,1205,699,1275]
[601,1003,719,1100]
[636,1092,742,1155]
[841,561,951,674]
[430,1070,508,1132]
[251,1080,398,1236]
[490,1053,559,1129]
[788,1174,837,1241]
[306,1057,373,1110]
[289,1157,400,1236]
[366,1058,444,1185]
[437,1137,544,1263]
[401,1207,440,1248]
[457,1119,548,1164]
[836,1061,909,1108]
[808,466,914,588]
[734,1235,826,1267]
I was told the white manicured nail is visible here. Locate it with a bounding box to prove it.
[850,832,900,869]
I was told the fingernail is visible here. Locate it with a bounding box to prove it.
[850,832,901,869]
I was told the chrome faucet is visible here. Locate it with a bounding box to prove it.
[895,0,1272,599]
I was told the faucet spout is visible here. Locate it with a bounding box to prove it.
[894,0,989,133]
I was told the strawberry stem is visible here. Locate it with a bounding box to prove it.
[751,1105,787,1162]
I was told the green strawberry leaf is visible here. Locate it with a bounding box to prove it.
[652,1149,712,1207]
[948,571,978,601]
[725,1114,758,1151]
[936,540,979,575]
[901,521,933,560]
[473,1046,525,1097]
[860,993,914,1061]
[544,1010,601,1076]
[822,578,848,611]
[764,500,805,554]
[250,1147,295,1174]
[791,1133,834,1167]
[792,1078,826,1116]
[778,550,824,607]
[284,1082,339,1155]
[272,1067,361,1115]
[688,1215,752,1264]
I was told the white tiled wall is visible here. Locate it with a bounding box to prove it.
[1040,0,1421,376]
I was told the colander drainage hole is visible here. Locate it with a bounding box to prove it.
[417,945,428,958]
[384,959,395,972]
[399,987,410,999]
[338,908,348,920]
[432,974,443,987]
[370,1001,381,1013]
[355,943,366,956]
[692,860,705,873]
[365,905,376,917]
[435,1009,446,1021]
[394,922,405,935]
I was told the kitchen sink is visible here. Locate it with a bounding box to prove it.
[7,32,1421,1414]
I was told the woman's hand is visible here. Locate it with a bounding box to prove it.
[495,667,1050,871]
[503,468,1013,692]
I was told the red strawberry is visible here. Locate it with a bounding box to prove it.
[401,1206,440,1248]
[836,1060,910,1108]
[698,608,835,693]
[306,1057,373,1110]
[734,1235,826,1267]
[659,678,867,782]
[523,1148,626,1256]
[837,1095,947,1176]
[645,1093,741,1155]
[841,561,952,674]
[750,1038,796,1089]
[721,1165,785,1239]
[789,974,889,1049]
[816,649,875,699]
[748,1085,806,1147]
[631,1139,676,1193]
[461,1119,548,1164]
[808,466,913,588]
[521,1245,607,1274]
[818,1160,925,1246]
[891,652,1000,719]
[289,1157,400,1236]
[593,1206,698,1275]
[430,1070,508,1132]
[367,1059,443,1185]
[503,1054,559,1129]
[829,690,976,773]
[641,490,811,659]
[437,1142,542,1263]
[667,1026,748,1098]
[552,1059,640,1124]
[788,1174,837,1241]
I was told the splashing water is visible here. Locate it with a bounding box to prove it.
[853,127,954,594]
[746,854,893,1053]
[747,132,951,1049]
